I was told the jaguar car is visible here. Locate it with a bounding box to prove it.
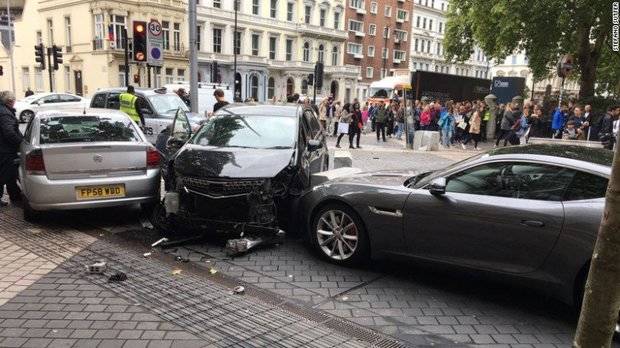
[301,144,611,308]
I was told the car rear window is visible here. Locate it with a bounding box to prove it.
[39,115,140,144]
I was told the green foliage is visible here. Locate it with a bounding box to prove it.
[443,0,614,98]
[595,45,620,99]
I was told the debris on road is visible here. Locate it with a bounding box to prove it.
[233,286,245,295]
[225,229,285,256]
[151,237,168,247]
[172,269,182,275]
[175,255,190,263]
[143,252,152,258]
[158,235,205,249]
[139,215,154,230]
[209,268,218,275]
[108,271,128,282]
[86,261,107,274]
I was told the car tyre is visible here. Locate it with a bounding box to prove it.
[20,110,34,123]
[310,202,369,266]
[150,201,174,237]
[22,195,42,222]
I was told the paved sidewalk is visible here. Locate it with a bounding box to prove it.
[0,207,397,348]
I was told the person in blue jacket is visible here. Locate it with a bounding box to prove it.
[551,103,568,139]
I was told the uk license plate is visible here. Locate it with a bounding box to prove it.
[75,184,126,200]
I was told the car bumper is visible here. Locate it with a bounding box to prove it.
[22,169,161,211]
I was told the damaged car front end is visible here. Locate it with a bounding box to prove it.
[154,105,328,251]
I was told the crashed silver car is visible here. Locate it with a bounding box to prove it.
[152,104,328,243]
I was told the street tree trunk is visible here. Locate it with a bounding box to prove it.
[574,136,620,347]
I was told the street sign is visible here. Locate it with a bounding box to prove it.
[147,19,163,66]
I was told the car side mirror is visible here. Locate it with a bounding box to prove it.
[308,139,323,152]
[429,177,447,195]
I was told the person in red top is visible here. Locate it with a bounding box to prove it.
[420,105,432,130]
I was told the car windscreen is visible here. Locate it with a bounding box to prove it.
[191,115,296,149]
[147,94,189,117]
[39,115,140,144]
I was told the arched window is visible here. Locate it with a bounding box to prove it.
[303,42,310,62]
[318,44,324,63]
[301,79,308,95]
[250,75,259,101]
[267,77,275,100]
[286,77,294,96]
[331,46,339,66]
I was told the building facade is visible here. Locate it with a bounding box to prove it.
[196,0,359,103]
[409,0,489,79]
[491,52,580,101]
[0,0,190,97]
[343,0,412,100]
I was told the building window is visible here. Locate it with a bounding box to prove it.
[427,40,431,52]
[394,50,406,62]
[414,38,418,51]
[384,6,391,17]
[429,19,433,31]
[269,36,277,59]
[21,67,30,91]
[334,11,341,29]
[212,28,222,53]
[253,0,260,15]
[304,5,312,24]
[118,65,126,87]
[234,31,242,55]
[349,20,363,32]
[173,23,181,51]
[416,16,420,28]
[318,44,324,63]
[196,25,202,51]
[165,68,174,83]
[111,15,126,49]
[397,9,408,21]
[287,2,294,21]
[319,9,326,26]
[250,75,259,101]
[366,67,373,78]
[368,24,376,36]
[177,69,186,82]
[64,66,71,92]
[331,46,339,65]
[303,42,310,62]
[162,21,170,50]
[251,33,260,56]
[394,30,407,42]
[35,67,43,92]
[370,1,377,13]
[286,77,294,95]
[213,0,221,8]
[93,14,104,49]
[439,22,443,33]
[47,18,54,45]
[270,0,278,18]
[346,42,362,55]
[267,77,275,99]
[383,26,390,38]
[422,17,427,29]
[436,42,441,55]
[441,3,444,11]
[350,0,364,9]
[367,45,375,57]
[286,39,293,61]
[64,17,72,52]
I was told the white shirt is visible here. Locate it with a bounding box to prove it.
[613,119,619,137]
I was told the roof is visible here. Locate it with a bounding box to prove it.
[488,144,614,167]
[216,104,301,117]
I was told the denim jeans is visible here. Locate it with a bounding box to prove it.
[396,122,405,139]
[441,128,453,146]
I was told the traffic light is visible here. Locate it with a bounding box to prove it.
[0,66,3,76]
[133,21,147,62]
[52,45,63,70]
[314,62,324,89]
[307,74,314,86]
[34,44,46,70]
[211,61,219,83]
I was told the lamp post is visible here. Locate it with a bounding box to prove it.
[188,0,198,113]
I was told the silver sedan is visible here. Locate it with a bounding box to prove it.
[18,109,161,221]
[301,144,611,308]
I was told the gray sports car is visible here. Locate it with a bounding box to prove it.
[302,144,612,307]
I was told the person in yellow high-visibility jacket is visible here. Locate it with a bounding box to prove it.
[119,85,144,126]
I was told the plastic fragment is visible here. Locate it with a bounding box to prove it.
[151,237,168,247]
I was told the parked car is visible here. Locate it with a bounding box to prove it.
[154,104,329,238]
[18,109,161,221]
[302,144,612,308]
[89,87,203,143]
[15,93,90,123]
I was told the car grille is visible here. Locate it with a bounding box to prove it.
[183,177,265,197]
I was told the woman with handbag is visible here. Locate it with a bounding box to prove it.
[335,103,352,148]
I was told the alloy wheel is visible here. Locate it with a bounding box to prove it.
[316,209,359,260]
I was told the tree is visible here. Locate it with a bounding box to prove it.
[595,45,620,99]
[574,131,620,347]
[443,0,612,101]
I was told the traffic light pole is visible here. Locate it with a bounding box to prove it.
[46,47,53,92]
[188,0,199,113]
[123,27,129,87]
[6,0,15,95]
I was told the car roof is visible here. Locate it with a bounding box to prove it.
[216,103,302,117]
[487,144,613,167]
[36,108,129,119]
[94,87,173,97]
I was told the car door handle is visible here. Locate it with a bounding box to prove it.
[520,220,545,228]
[369,206,403,218]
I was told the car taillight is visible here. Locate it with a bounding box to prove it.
[25,149,46,175]
[147,147,160,169]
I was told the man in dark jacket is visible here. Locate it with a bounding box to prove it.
[0,91,23,206]
[598,105,620,150]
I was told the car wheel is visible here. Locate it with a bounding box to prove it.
[20,110,34,123]
[22,195,42,222]
[311,203,369,266]
[150,201,174,237]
